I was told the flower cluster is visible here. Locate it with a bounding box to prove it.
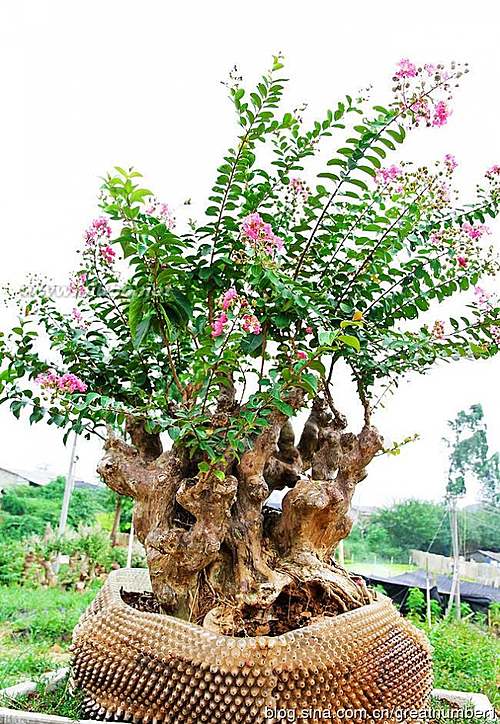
[240,213,284,255]
[431,320,445,340]
[83,217,115,266]
[473,287,500,346]
[84,217,112,245]
[375,164,403,189]
[145,198,176,229]
[486,165,500,179]
[444,154,458,173]
[392,60,467,130]
[379,162,455,213]
[71,307,88,329]
[429,220,498,275]
[462,222,490,240]
[36,370,88,395]
[289,177,309,203]
[211,287,261,338]
[69,272,87,298]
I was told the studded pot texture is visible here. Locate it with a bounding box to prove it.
[71,569,433,723]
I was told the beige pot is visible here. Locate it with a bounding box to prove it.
[71,568,433,723]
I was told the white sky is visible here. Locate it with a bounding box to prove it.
[0,0,499,507]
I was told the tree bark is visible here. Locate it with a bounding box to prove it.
[97,392,383,630]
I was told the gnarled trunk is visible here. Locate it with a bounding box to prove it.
[97,396,383,633]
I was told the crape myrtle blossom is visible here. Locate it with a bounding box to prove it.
[242,314,261,335]
[392,59,467,130]
[474,286,491,307]
[289,177,309,203]
[486,165,500,179]
[432,320,445,340]
[375,165,402,186]
[211,287,262,338]
[394,58,418,79]
[427,221,499,277]
[432,101,450,127]
[69,272,87,298]
[211,312,229,338]
[462,222,490,240]
[71,307,88,329]
[444,154,458,173]
[84,217,112,245]
[100,245,116,264]
[240,213,284,255]
[36,370,88,395]
[473,287,500,346]
[82,216,116,267]
[145,197,176,230]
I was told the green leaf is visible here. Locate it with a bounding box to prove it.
[339,334,360,352]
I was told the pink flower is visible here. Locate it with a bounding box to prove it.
[58,373,88,394]
[296,350,307,360]
[240,213,284,255]
[424,63,436,76]
[69,272,87,298]
[474,286,491,306]
[490,326,500,345]
[432,321,445,340]
[457,256,468,268]
[241,314,261,335]
[409,98,431,126]
[221,287,238,311]
[211,312,229,338]
[36,370,87,394]
[266,231,285,254]
[36,371,60,389]
[444,154,458,172]
[71,308,88,329]
[84,217,112,245]
[432,101,450,127]
[100,245,116,264]
[241,212,265,241]
[145,198,176,229]
[375,165,402,185]
[305,326,313,334]
[461,222,490,240]
[289,177,309,202]
[395,58,418,79]
[486,165,500,179]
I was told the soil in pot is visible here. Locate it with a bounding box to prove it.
[121,575,369,636]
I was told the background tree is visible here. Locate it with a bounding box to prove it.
[445,404,499,505]
[1,57,500,632]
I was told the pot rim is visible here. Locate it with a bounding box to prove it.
[103,567,395,642]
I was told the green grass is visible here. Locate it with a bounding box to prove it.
[346,561,416,577]
[425,619,500,707]
[0,674,85,719]
[0,584,99,689]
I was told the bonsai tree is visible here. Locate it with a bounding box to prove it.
[1,57,499,633]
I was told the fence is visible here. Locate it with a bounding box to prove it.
[410,549,500,588]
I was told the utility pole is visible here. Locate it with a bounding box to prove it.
[58,432,78,537]
[337,540,345,566]
[447,497,461,620]
[425,557,432,627]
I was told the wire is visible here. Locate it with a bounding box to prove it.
[426,509,448,553]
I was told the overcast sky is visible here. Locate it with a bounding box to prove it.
[1,1,499,508]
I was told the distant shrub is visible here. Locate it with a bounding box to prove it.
[0,540,25,585]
